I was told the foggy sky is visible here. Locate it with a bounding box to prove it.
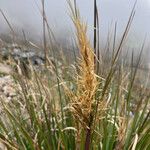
[0,0,150,45]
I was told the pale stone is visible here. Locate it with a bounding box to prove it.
[0,63,13,75]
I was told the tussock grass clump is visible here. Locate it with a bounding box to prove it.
[0,0,150,150]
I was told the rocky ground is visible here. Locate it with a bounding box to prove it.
[0,42,63,103]
[0,75,16,101]
[1,43,45,66]
[0,66,14,150]
[0,43,45,107]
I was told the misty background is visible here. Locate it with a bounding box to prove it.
[0,0,150,62]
